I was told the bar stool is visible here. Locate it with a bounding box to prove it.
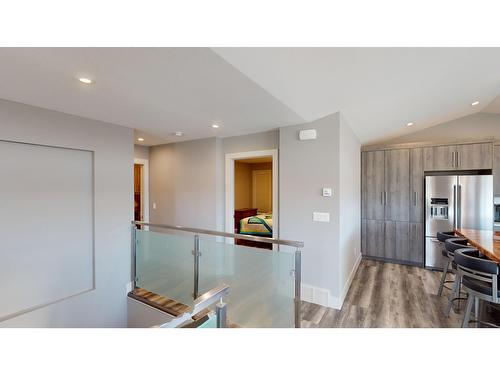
[454,248,500,328]
[437,231,462,296]
[443,238,476,317]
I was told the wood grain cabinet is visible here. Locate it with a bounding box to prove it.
[361,141,493,266]
[495,145,500,196]
[361,150,385,220]
[409,148,424,223]
[422,142,492,171]
[431,145,457,171]
[456,143,492,170]
[384,149,410,222]
[409,223,424,264]
[384,221,409,261]
[361,219,385,258]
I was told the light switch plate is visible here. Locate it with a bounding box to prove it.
[313,212,330,222]
[322,188,332,197]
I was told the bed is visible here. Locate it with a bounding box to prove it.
[239,213,273,237]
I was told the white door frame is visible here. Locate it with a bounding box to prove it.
[134,158,150,223]
[225,149,278,242]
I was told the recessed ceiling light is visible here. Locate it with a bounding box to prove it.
[174,132,184,137]
[211,124,220,129]
[406,122,414,127]
[78,77,93,84]
[137,138,144,142]
[471,101,480,106]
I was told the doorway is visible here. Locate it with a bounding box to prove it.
[134,158,149,223]
[225,149,278,249]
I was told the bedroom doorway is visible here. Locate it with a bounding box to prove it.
[225,149,278,249]
[134,158,149,223]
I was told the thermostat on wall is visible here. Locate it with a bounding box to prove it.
[298,129,317,141]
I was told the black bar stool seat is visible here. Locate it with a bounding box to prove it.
[454,248,500,328]
[437,231,458,242]
[436,231,463,297]
[442,238,475,316]
[462,276,500,298]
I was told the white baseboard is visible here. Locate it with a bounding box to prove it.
[337,253,362,309]
[301,253,362,310]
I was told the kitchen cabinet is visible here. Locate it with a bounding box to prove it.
[409,148,424,223]
[361,219,385,258]
[431,145,457,171]
[361,140,494,266]
[384,221,409,261]
[422,142,492,171]
[361,150,385,220]
[384,149,410,222]
[456,143,492,170]
[409,222,424,265]
[494,145,500,196]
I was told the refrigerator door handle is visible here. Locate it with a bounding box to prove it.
[453,185,457,229]
[457,185,462,228]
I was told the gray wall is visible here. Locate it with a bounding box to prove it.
[148,123,361,308]
[280,114,342,301]
[134,144,150,160]
[222,130,278,154]
[149,138,219,229]
[149,130,279,231]
[377,112,500,146]
[338,115,361,296]
[0,99,133,327]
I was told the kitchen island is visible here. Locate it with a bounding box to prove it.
[454,228,500,263]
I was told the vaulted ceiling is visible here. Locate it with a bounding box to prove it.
[0,47,500,145]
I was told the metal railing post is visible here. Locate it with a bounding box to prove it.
[216,299,227,328]
[131,223,137,289]
[193,234,200,299]
[294,248,302,328]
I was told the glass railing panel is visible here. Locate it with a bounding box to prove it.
[198,238,296,328]
[135,229,193,306]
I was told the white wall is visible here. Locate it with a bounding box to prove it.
[0,99,133,327]
[376,112,500,146]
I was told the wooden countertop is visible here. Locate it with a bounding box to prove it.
[454,228,500,263]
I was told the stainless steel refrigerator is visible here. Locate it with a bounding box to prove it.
[425,174,493,269]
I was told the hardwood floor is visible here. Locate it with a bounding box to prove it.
[301,259,468,328]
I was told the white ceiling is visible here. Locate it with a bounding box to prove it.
[482,93,500,114]
[0,48,303,146]
[213,48,500,145]
[1,48,500,145]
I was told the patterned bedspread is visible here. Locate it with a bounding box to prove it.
[239,214,273,237]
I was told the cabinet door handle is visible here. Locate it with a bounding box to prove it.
[452,151,455,167]
[384,191,387,206]
[456,151,460,168]
[381,191,383,205]
[413,191,417,206]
